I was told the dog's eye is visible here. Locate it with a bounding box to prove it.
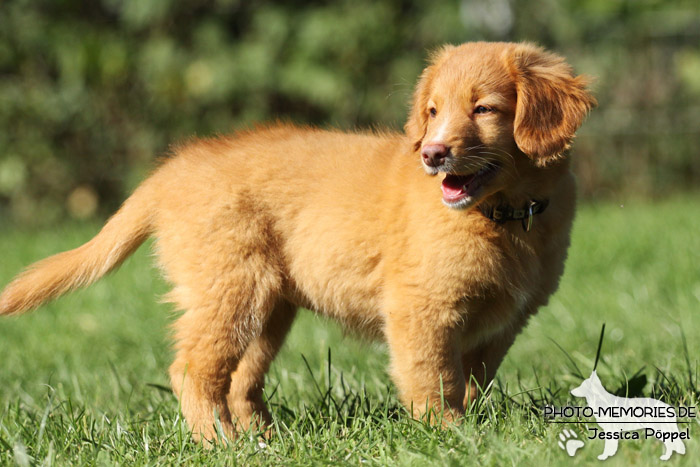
[474,105,492,114]
[429,107,437,118]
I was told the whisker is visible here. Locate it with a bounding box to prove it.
[476,153,518,179]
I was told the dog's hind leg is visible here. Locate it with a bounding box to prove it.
[226,301,297,434]
[168,265,282,444]
[158,190,286,443]
[671,437,686,457]
[660,432,686,460]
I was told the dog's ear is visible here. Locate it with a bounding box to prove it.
[508,43,596,166]
[404,45,456,152]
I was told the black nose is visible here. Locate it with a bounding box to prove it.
[421,143,449,168]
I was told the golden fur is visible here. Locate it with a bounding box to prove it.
[0,42,595,443]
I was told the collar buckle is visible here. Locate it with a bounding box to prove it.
[522,201,536,232]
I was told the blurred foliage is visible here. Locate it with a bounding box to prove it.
[0,0,699,223]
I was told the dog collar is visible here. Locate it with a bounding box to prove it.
[479,199,549,232]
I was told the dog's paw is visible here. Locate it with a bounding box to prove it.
[558,429,584,457]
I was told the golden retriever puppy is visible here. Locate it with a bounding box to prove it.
[0,42,595,442]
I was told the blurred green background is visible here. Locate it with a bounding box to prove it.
[1,0,699,224]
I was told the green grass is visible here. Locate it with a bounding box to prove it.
[1,197,699,465]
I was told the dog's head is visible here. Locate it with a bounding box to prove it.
[405,42,596,209]
[571,370,602,398]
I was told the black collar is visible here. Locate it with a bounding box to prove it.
[479,199,549,232]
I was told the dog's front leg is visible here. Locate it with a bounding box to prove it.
[461,328,519,408]
[598,436,619,460]
[385,303,465,424]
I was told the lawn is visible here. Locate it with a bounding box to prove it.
[1,197,698,465]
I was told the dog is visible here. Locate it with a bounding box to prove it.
[0,42,595,443]
[571,371,686,460]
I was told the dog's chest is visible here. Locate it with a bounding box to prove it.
[437,220,563,344]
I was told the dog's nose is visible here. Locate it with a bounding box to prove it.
[421,143,449,168]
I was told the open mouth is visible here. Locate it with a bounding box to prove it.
[440,163,500,206]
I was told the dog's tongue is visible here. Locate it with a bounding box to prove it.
[441,174,475,201]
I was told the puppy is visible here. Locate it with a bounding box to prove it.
[0,42,595,442]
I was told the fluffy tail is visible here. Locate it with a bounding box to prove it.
[0,182,155,315]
